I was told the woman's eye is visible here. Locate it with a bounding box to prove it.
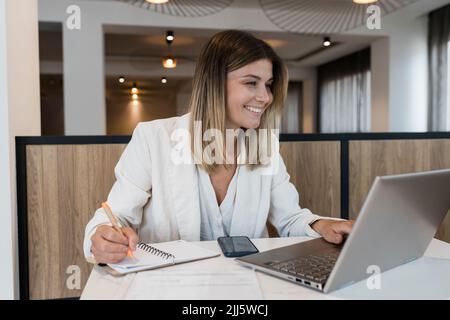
[246,82,257,86]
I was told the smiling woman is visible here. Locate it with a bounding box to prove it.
[84,30,354,266]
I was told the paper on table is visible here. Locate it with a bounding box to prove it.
[124,265,264,300]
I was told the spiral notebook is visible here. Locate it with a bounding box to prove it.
[107,240,220,275]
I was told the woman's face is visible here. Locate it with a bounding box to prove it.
[226,59,274,129]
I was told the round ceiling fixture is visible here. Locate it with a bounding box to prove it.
[353,0,378,4]
[145,0,169,3]
[259,0,419,34]
[117,0,233,18]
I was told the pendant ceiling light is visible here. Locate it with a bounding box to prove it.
[162,56,177,69]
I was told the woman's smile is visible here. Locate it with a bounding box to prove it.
[243,105,265,120]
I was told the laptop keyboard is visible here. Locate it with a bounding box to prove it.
[271,250,340,283]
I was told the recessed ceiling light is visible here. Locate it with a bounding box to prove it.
[162,56,177,69]
[118,76,125,83]
[161,77,167,84]
[166,31,174,42]
[131,82,138,94]
[323,37,332,47]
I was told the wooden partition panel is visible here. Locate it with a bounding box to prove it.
[280,141,341,218]
[26,144,126,299]
[349,139,450,242]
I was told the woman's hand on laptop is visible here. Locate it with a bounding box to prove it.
[310,220,355,244]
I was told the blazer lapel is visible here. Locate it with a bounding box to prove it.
[168,113,201,241]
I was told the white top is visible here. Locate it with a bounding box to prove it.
[197,165,240,240]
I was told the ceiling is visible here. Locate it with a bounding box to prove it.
[40,0,444,98]
[102,25,377,67]
[105,75,189,99]
[259,0,420,34]
[39,22,377,68]
[113,0,420,33]
[41,0,436,69]
[115,0,234,17]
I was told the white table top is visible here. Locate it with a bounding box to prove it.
[81,237,450,300]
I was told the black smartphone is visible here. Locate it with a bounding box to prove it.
[217,236,259,257]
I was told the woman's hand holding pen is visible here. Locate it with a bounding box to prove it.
[90,225,138,264]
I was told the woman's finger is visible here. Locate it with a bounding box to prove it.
[99,226,129,245]
[325,231,343,244]
[332,221,354,235]
[92,245,127,264]
[122,227,139,250]
[93,237,128,254]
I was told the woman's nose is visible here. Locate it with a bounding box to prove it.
[255,85,270,104]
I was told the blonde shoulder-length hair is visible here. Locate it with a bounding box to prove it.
[189,30,288,174]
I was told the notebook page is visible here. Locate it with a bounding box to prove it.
[107,240,219,274]
[108,247,169,272]
[150,240,220,263]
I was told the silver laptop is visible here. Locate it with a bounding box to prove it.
[236,169,450,293]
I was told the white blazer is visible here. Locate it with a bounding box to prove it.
[83,113,323,258]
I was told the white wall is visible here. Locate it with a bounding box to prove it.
[62,14,106,135]
[389,16,429,132]
[0,0,41,299]
[361,21,429,133]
